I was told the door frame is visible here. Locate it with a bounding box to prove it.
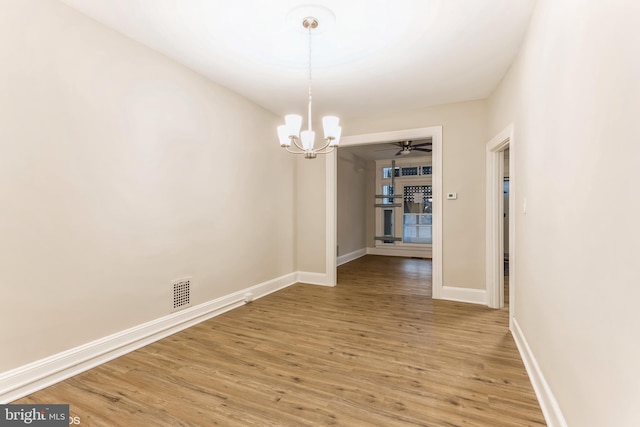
[330,126,443,298]
[486,124,516,317]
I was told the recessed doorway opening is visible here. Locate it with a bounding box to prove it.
[332,126,443,298]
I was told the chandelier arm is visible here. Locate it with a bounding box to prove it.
[315,138,337,154]
[291,137,306,152]
[315,146,337,155]
[284,146,306,155]
[313,138,333,153]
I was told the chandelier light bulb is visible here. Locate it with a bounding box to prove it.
[322,116,339,139]
[285,114,302,137]
[329,126,342,147]
[277,125,291,147]
[300,130,316,150]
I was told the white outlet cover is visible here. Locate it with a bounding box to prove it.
[447,192,458,200]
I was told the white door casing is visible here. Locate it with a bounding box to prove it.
[486,124,516,317]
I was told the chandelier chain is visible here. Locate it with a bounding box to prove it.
[307,23,313,133]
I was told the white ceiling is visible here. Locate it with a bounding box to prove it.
[59,0,535,122]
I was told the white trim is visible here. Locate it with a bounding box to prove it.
[508,136,516,316]
[296,271,332,286]
[340,128,441,146]
[337,248,367,266]
[511,318,568,427]
[338,126,443,299]
[430,127,443,299]
[485,124,515,312]
[367,246,432,259]
[0,273,297,404]
[440,286,487,305]
[326,151,337,286]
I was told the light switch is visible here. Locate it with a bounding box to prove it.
[447,192,458,200]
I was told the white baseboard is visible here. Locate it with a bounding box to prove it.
[438,286,486,305]
[337,248,367,266]
[367,246,432,259]
[511,318,567,427]
[0,273,297,404]
[296,271,333,287]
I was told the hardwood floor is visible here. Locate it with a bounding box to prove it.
[14,256,545,426]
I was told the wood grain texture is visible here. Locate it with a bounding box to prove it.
[15,256,545,426]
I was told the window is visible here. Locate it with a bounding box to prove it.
[381,184,394,204]
[401,166,418,176]
[382,209,394,243]
[376,158,432,249]
[403,185,432,244]
[382,167,400,179]
[382,165,431,179]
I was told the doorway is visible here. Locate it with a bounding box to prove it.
[333,126,443,298]
[503,149,510,306]
[486,124,515,320]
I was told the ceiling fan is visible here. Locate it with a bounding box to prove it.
[393,140,432,156]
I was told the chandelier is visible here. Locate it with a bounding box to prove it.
[277,16,341,159]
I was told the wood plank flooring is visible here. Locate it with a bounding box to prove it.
[14,255,545,426]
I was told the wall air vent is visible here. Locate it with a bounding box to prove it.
[172,278,191,311]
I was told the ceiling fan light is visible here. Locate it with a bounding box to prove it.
[285,114,302,137]
[277,125,291,147]
[301,130,315,150]
[322,116,340,139]
[329,126,341,147]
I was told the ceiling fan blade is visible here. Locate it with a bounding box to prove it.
[414,148,432,152]
[395,150,403,156]
[413,142,432,148]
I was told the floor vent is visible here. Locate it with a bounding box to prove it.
[172,279,191,311]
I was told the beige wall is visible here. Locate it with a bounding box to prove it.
[344,100,488,289]
[337,150,367,257]
[488,0,640,425]
[0,0,295,372]
[295,156,326,273]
